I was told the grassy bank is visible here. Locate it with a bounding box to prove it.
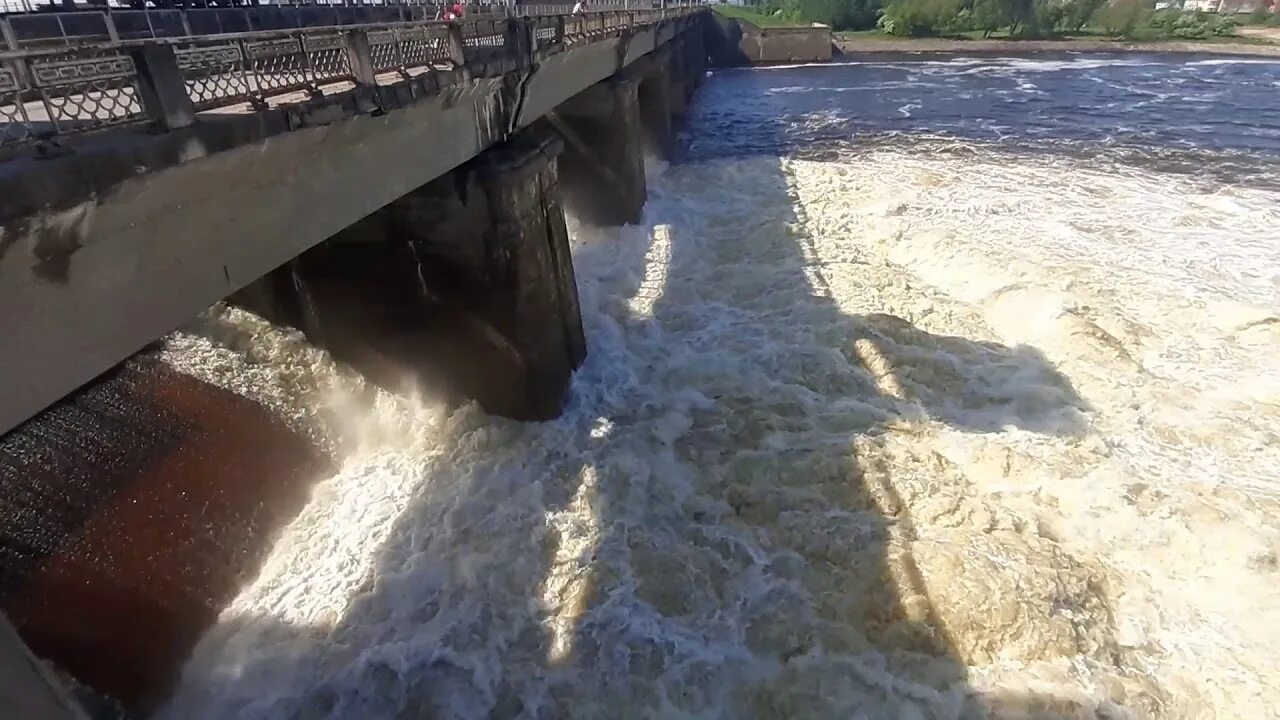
[712,5,804,28]
[833,31,1280,55]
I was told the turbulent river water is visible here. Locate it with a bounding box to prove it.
[157,54,1280,719]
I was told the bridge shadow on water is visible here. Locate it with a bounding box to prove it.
[154,136,1154,720]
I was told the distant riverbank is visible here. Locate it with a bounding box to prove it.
[835,35,1280,56]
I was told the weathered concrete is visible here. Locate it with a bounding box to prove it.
[741,25,832,63]
[707,14,831,66]
[235,132,586,421]
[0,12,708,437]
[551,75,647,226]
[631,28,706,160]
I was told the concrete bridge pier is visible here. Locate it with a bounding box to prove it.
[548,76,647,226]
[673,28,708,126]
[236,133,586,421]
[667,43,692,127]
[636,53,678,162]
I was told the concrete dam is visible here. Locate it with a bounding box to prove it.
[0,5,709,715]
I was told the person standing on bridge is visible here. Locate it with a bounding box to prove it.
[441,2,463,21]
[572,0,586,14]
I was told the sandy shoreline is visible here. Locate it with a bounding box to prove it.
[836,36,1280,56]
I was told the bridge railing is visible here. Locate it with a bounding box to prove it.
[0,3,697,50]
[0,6,699,148]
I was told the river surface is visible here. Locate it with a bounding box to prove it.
[158,54,1280,719]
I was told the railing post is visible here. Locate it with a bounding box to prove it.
[344,29,377,85]
[1,17,18,52]
[103,12,120,43]
[504,16,531,64]
[446,22,467,66]
[130,44,196,131]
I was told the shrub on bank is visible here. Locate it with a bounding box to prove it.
[1141,9,1236,39]
[878,0,966,36]
[1094,0,1149,36]
[755,0,885,30]
[1245,6,1280,27]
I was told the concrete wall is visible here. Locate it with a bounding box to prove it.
[706,14,832,66]
[742,25,833,63]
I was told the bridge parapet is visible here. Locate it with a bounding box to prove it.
[0,7,694,150]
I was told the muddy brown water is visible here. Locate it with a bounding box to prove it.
[0,356,331,714]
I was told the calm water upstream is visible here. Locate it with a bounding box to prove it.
[158,54,1280,719]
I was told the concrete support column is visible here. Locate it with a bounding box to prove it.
[635,56,676,161]
[236,133,586,421]
[666,40,691,128]
[344,29,377,86]
[686,26,708,91]
[130,45,196,131]
[673,30,705,125]
[548,76,646,226]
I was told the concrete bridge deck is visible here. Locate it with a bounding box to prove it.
[0,6,710,437]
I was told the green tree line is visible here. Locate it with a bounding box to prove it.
[747,0,1256,39]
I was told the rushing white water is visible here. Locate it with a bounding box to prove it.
[157,69,1280,719]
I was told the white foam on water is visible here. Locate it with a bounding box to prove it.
[991,58,1165,72]
[157,141,1280,719]
[1186,57,1280,66]
[787,143,1280,719]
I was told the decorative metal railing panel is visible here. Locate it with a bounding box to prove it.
[368,29,401,73]
[564,16,586,45]
[303,34,352,85]
[397,27,436,68]
[177,43,252,111]
[0,7,703,149]
[0,64,33,146]
[462,19,506,51]
[29,52,144,134]
[532,17,560,50]
[245,37,309,97]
